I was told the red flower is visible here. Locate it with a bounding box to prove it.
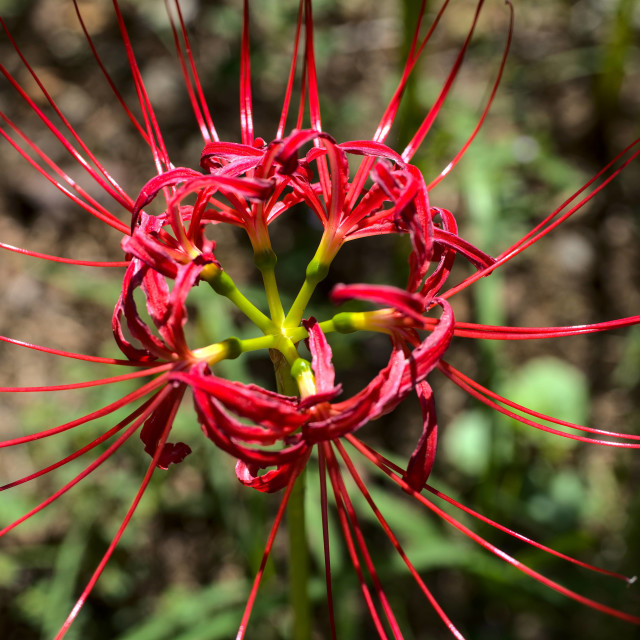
[1,1,640,639]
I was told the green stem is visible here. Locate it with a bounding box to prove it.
[261,266,285,327]
[202,265,275,334]
[284,256,331,329]
[255,248,285,327]
[271,350,311,639]
[285,278,318,329]
[286,319,336,344]
[194,311,376,363]
[226,288,274,333]
[239,334,277,353]
[285,310,379,343]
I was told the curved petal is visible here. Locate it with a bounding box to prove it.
[404,381,438,491]
[235,459,304,493]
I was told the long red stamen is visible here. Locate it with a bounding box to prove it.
[350,438,632,583]
[0,114,130,233]
[401,0,486,163]
[346,0,451,210]
[438,360,640,447]
[165,0,218,143]
[427,2,513,190]
[1,398,155,490]
[277,1,305,139]
[325,451,390,637]
[235,462,301,640]
[0,334,148,366]
[0,362,173,393]
[112,0,172,175]
[302,0,331,204]
[421,315,640,339]
[52,388,180,640]
[443,138,640,299]
[240,0,254,146]
[0,374,168,448]
[373,0,449,144]
[0,19,134,211]
[303,0,322,134]
[0,388,170,541]
[72,0,150,143]
[324,442,402,639]
[0,241,128,267]
[346,435,640,625]
[334,440,465,639]
[318,447,338,640]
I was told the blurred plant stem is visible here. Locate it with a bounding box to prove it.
[462,150,507,509]
[271,349,311,639]
[595,0,634,111]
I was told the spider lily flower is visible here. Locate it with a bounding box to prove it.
[1,1,640,639]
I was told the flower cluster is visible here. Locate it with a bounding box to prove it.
[117,121,492,496]
[1,1,639,638]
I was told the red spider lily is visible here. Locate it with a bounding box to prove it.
[1,1,640,639]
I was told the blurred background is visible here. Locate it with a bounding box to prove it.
[0,1,639,638]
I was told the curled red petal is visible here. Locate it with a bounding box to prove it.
[203,394,294,445]
[161,259,213,358]
[141,268,171,334]
[303,317,337,394]
[404,381,438,491]
[112,262,169,362]
[156,442,192,470]
[132,167,203,230]
[235,459,303,494]
[297,387,343,410]
[114,260,174,360]
[304,348,405,443]
[399,297,454,391]
[370,162,434,290]
[139,384,190,469]
[169,175,274,206]
[122,230,179,278]
[276,128,327,174]
[303,396,375,444]
[175,368,305,432]
[215,155,264,177]
[433,228,495,271]
[338,140,405,167]
[194,388,308,466]
[312,299,453,442]
[200,140,263,171]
